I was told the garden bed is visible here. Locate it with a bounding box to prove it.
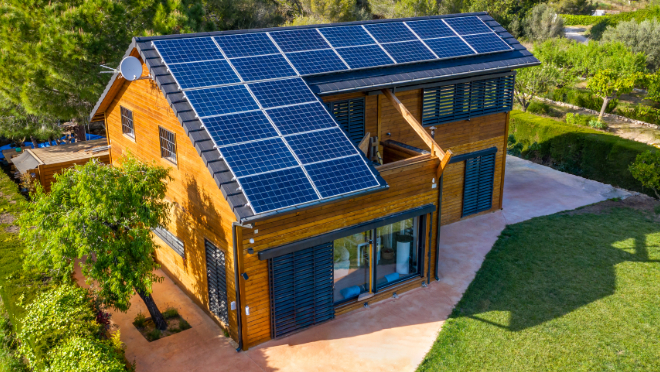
[133,307,191,342]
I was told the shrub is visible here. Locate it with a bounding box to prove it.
[553,0,595,15]
[17,285,100,370]
[587,119,608,129]
[523,4,565,41]
[132,312,146,328]
[178,319,191,331]
[146,329,161,342]
[616,103,660,124]
[0,312,28,372]
[565,112,598,126]
[509,110,657,194]
[602,19,660,71]
[48,337,126,372]
[527,101,562,117]
[561,6,660,26]
[547,87,618,112]
[162,307,179,320]
[629,150,660,199]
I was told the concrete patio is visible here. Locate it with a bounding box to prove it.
[85,157,632,372]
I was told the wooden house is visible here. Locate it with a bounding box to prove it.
[89,12,538,350]
[12,139,110,192]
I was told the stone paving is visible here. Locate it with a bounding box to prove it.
[78,157,632,372]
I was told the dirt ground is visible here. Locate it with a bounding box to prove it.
[565,194,660,216]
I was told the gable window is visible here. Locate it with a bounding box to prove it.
[153,226,184,257]
[121,106,135,138]
[462,152,496,217]
[422,73,514,126]
[326,98,365,145]
[159,126,177,164]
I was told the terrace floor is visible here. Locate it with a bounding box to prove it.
[76,156,633,372]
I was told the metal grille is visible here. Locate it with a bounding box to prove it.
[159,126,177,164]
[326,98,365,145]
[269,242,335,338]
[206,239,229,325]
[121,106,135,137]
[152,226,184,257]
[462,153,496,217]
[422,74,514,126]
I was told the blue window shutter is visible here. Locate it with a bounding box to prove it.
[269,242,335,338]
[462,153,496,217]
[422,74,515,126]
[206,240,229,325]
[327,98,365,145]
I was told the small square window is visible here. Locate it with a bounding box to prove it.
[121,106,135,138]
[159,126,177,164]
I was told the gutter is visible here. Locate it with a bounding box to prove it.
[231,222,243,352]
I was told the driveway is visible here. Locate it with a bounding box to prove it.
[564,27,589,44]
[86,157,632,372]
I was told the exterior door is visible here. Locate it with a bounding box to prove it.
[206,239,229,325]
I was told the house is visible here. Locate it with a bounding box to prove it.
[89,12,538,350]
[11,139,110,192]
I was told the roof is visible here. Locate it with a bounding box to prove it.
[13,151,40,174]
[29,139,109,165]
[89,12,538,223]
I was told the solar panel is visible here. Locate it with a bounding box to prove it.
[269,29,330,52]
[230,54,297,82]
[214,33,279,58]
[168,60,240,89]
[336,45,393,69]
[405,20,456,39]
[443,17,492,36]
[186,85,259,117]
[153,38,223,64]
[239,167,319,213]
[463,33,512,53]
[266,102,337,135]
[319,26,375,47]
[203,111,278,146]
[305,155,379,198]
[381,41,436,64]
[221,137,299,177]
[248,78,317,108]
[364,23,417,43]
[424,36,475,59]
[286,128,358,164]
[285,49,348,75]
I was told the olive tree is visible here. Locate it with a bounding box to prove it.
[514,64,563,112]
[19,155,172,330]
[587,69,642,121]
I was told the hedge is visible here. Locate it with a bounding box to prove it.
[509,111,657,194]
[561,6,660,26]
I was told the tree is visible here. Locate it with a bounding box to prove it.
[629,150,660,199]
[0,97,62,146]
[601,18,660,72]
[587,69,642,121]
[523,4,564,41]
[18,156,172,330]
[0,0,209,124]
[552,0,595,15]
[514,64,563,111]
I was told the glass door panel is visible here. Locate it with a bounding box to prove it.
[333,231,371,304]
[375,217,419,289]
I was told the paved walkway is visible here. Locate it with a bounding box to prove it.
[85,157,632,372]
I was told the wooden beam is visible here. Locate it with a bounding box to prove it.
[358,132,370,156]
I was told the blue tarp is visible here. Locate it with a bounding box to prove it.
[0,135,106,159]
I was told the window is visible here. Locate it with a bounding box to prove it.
[422,74,514,126]
[326,98,365,145]
[159,126,177,164]
[333,232,370,303]
[462,153,496,217]
[121,106,135,138]
[153,226,184,257]
[206,239,229,325]
[374,217,420,289]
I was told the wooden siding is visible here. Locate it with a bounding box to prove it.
[103,59,240,341]
[37,155,111,192]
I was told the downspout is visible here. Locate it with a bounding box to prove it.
[426,211,433,285]
[232,222,243,352]
[435,175,444,281]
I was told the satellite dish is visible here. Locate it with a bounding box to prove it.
[119,56,142,81]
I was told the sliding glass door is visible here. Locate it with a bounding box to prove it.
[374,218,420,289]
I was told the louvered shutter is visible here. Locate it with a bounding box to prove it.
[206,240,229,325]
[269,242,334,338]
[422,74,515,126]
[327,98,365,145]
[462,153,496,217]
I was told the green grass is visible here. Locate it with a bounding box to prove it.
[418,206,660,371]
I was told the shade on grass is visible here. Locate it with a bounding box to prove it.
[418,206,660,371]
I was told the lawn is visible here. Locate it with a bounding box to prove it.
[418,201,660,371]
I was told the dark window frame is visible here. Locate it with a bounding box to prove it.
[152,226,184,257]
[120,106,135,138]
[158,126,178,164]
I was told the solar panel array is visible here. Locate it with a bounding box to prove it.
[152,16,511,215]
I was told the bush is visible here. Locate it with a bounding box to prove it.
[17,285,100,371]
[48,337,126,372]
[0,312,28,372]
[616,103,660,124]
[509,110,657,194]
[547,87,618,112]
[523,4,565,41]
[587,119,608,129]
[527,101,562,117]
[132,312,146,328]
[178,319,191,331]
[602,19,660,71]
[162,307,179,320]
[565,112,598,126]
[553,0,595,15]
[629,150,660,199]
[561,6,660,26]
[146,329,161,341]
